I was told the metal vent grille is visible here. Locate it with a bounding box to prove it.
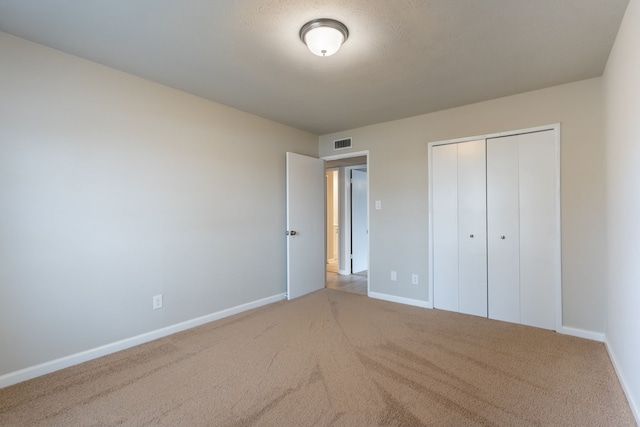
[333,138,352,150]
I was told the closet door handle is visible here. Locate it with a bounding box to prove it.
[500,235,506,240]
[469,234,474,238]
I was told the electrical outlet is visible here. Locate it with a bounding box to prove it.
[412,274,419,285]
[391,271,397,281]
[153,294,163,310]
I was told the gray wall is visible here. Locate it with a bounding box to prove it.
[319,78,606,335]
[604,0,640,419]
[0,32,317,376]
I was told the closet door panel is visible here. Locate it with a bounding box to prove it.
[518,131,558,330]
[432,144,459,312]
[487,136,521,324]
[457,140,488,317]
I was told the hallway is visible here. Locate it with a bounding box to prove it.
[326,260,367,295]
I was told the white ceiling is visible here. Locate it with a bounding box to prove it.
[0,0,629,135]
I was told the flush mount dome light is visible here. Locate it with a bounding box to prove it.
[300,18,349,57]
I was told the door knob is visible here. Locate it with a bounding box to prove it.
[501,235,506,240]
[290,230,297,236]
[469,234,474,238]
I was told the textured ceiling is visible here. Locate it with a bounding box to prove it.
[0,0,630,135]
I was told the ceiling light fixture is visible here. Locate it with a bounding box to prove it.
[299,18,349,57]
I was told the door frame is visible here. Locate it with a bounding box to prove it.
[321,150,370,295]
[427,124,562,331]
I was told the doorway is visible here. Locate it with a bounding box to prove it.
[323,154,369,296]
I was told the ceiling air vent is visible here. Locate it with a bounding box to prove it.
[333,137,352,150]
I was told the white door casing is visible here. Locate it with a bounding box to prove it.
[286,152,325,300]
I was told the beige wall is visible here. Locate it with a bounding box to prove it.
[320,78,606,335]
[604,0,640,420]
[0,32,317,377]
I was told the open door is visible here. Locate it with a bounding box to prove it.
[351,168,368,273]
[286,152,325,299]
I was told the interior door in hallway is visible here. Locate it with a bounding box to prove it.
[351,168,368,274]
[286,152,325,299]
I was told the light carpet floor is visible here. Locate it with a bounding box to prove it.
[0,289,635,426]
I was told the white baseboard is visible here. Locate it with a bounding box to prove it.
[558,326,605,342]
[368,292,430,308]
[0,293,286,389]
[605,337,640,425]
[338,269,351,275]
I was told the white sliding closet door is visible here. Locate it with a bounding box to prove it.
[432,140,487,317]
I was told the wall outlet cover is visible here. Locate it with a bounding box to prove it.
[153,294,163,310]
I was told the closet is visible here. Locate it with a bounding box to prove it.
[430,128,560,330]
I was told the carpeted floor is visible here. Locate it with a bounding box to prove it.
[0,289,635,426]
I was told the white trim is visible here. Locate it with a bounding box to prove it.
[369,292,430,308]
[552,125,563,332]
[605,337,640,424]
[428,124,560,147]
[427,137,436,309]
[558,326,604,342]
[427,123,563,329]
[321,149,368,161]
[0,293,286,389]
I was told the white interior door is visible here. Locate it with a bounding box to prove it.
[432,143,459,311]
[457,140,488,317]
[487,136,522,324]
[487,131,558,329]
[351,169,368,274]
[432,140,487,316]
[517,131,558,330]
[286,152,325,300]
